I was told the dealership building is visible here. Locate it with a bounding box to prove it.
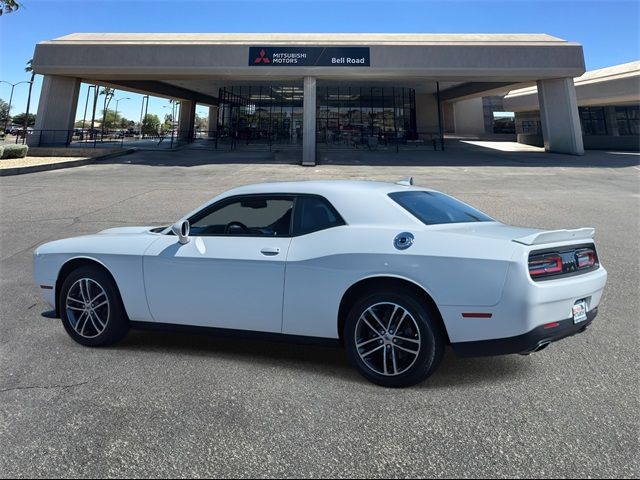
[504,61,639,151]
[30,33,591,164]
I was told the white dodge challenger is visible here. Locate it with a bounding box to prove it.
[33,179,607,387]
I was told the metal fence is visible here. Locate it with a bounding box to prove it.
[199,130,445,152]
[207,131,301,151]
[3,128,445,153]
[7,129,187,150]
[316,130,444,152]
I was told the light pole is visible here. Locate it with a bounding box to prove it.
[1,80,32,133]
[89,87,99,142]
[114,97,130,146]
[163,101,177,147]
[171,100,182,148]
[172,101,177,134]
[81,85,96,140]
[113,97,130,131]
[197,110,207,138]
[162,104,170,133]
[138,95,148,138]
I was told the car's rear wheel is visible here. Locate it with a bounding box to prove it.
[344,290,444,388]
[59,265,129,346]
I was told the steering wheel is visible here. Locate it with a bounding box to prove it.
[224,221,250,234]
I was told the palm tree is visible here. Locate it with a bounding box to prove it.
[1,0,21,16]
[23,59,35,137]
[99,87,115,137]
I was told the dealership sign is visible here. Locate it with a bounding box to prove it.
[249,47,370,67]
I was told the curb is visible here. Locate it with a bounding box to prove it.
[0,148,137,176]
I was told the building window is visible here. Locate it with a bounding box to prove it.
[216,85,417,146]
[579,107,607,136]
[316,86,417,145]
[217,85,304,145]
[615,106,639,136]
[517,120,540,135]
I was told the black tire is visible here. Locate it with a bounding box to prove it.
[59,265,129,347]
[344,289,444,388]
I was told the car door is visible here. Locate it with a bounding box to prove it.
[143,195,294,333]
[282,195,349,338]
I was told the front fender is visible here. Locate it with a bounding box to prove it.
[33,233,162,321]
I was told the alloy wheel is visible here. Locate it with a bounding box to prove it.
[65,278,110,339]
[354,302,422,376]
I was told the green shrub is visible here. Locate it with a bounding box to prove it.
[0,146,4,158]
[1,144,28,159]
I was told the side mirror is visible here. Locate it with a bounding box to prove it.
[171,220,190,245]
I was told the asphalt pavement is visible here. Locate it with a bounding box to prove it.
[0,144,638,478]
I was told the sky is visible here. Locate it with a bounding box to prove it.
[0,0,638,124]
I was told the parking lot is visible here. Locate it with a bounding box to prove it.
[0,145,638,478]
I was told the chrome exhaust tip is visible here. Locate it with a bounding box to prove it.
[534,341,551,353]
[520,341,551,356]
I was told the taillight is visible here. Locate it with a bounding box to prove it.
[576,249,596,269]
[529,254,563,277]
[529,244,599,281]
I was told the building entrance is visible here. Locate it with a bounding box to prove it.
[316,86,416,148]
[216,85,417,148]
[217,86,304,146]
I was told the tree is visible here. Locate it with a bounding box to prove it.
[141,113,160,135]
[163,113,173,132]
[195,113,208,131]
[0,99,9,126]
[95,109,134,131]
[101,109,123,130]
[99,87,115,134]
[11,112,36,127]
[0,0,20,16]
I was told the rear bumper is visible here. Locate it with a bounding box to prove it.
[451,308,598,357]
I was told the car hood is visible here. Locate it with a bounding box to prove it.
[98,226,160,235]
[35,226,163,257]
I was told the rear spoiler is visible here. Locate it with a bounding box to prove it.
[513,228,595,246]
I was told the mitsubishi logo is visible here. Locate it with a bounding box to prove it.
[254,49,270,64]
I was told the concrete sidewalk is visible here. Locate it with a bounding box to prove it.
[102,139,640,169]
[0,148,136,176]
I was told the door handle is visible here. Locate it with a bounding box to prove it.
[260,247,281,256]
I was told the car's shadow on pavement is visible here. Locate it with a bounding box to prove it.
[426,350,535,389]
[115,329,533,388]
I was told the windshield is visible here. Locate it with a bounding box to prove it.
[389,191,494,225]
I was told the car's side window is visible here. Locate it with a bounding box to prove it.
[293,195,345,236]
[189,196,294,237]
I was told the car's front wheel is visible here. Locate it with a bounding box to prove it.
[59,265,129,347]
[344,290,444,388]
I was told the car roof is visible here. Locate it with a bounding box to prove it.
[210,180,436,226]
[223,179,434,196]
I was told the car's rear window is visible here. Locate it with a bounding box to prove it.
[389,191,494,225]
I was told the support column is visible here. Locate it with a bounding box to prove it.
[28,75,81,146]
[537,78,584,155]
[604,106,619,136]
[302,77,316,166]
[208,105,218,138]
[178,100,196,142]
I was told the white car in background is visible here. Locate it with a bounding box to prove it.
[33,179,607,387]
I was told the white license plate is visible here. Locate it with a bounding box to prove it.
[573,300,588,324]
